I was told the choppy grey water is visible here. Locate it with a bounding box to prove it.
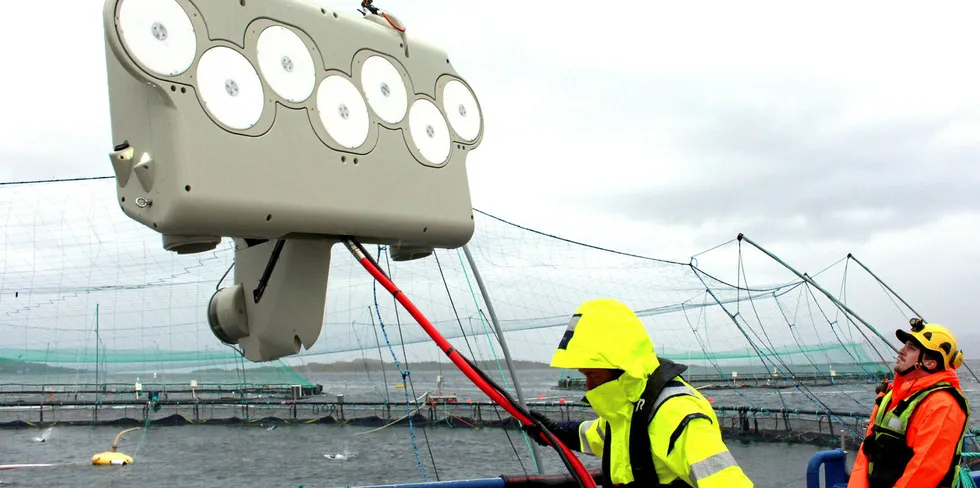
[0,423,846,488]
[2,365,978,487]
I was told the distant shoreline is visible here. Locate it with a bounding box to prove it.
[190,358,556,374]
[0,360,81,375]
[0,358,558,377]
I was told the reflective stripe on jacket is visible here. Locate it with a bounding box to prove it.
[547,299,753,487]
[577,372,752,487]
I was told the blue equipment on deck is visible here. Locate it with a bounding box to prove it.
[803,446,980,488]
[805,448,848,488]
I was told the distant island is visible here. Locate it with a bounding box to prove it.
[0,360,81,375]
[190,358,555,374]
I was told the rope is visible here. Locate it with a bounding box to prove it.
[961,362,980,385]
[131,412,152,456]
[473,208,684,266]
[348,239,595,488]
[959,466,978,488]
[433,251,475,357]
[454,251,507,381]
[678,294,755,406]
[801,283,886,378]
[371,272,429,482]
[380,246,440,481]
[768,285,868,408]
[455,248,535,475]
[689,238,737,259]
[365,308,393,403]
[429,402,478,429]
[352,396,426,436]
[691,265,863,438]
[0,175,113,186]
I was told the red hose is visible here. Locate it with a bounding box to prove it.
[382,12,406,32]
[346,241,596,488]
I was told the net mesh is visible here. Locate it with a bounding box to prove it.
[0,177,910,417]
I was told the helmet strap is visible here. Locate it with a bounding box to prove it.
[897,351,926,376]
[897,364,920,376]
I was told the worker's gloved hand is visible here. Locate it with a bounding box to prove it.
[875,379,890,395]
[520,410,557,447]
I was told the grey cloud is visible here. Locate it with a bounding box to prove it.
[586,84,980,243]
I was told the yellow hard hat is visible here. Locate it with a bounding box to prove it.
[896,318,963,370]
[549,298,658,379]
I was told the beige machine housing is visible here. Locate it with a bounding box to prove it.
[102,0,483,361]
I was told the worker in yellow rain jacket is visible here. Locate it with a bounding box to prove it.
[523,298,753,487]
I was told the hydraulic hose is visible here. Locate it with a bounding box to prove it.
[344,239,596,488]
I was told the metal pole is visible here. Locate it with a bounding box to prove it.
[95,303,103,421]
[846,253,980,384]
[462,244,545,474]
[95,303,100,402]
[738,234,899,353]
[846,253,924,320]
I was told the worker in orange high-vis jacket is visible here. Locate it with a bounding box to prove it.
[849,318,970,488]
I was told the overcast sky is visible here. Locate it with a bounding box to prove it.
[0,1,978,370]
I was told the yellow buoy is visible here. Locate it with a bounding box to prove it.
[92,451,133,466]
[92,427,140,466]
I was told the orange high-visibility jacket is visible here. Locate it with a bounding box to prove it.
[849,370,968,488]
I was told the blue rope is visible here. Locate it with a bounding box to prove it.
[372,270,429,482]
